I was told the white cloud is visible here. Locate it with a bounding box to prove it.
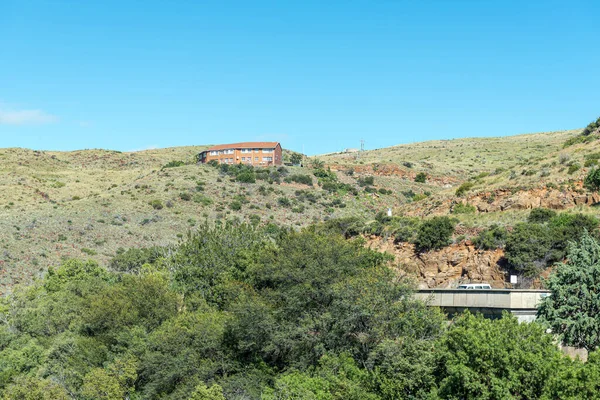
[0,107,58,125]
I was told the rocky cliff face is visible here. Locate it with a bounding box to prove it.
[368,238,507,288]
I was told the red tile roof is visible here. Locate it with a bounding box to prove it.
[204,142,280,152]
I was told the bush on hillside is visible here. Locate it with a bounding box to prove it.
[236,171,256,183]
[505,212,599,277]
[414,172,427,183]
[585,167,600,192]
[414,216,456,252]
[455,182,474,196]
[452,203,476,214]
[473,224,508,250]
[284,174,313,186]
[149,199,164,210]
[527,208,557,223]
[582,116,600,136]
[162,160,185,169]
[357,176,374,187]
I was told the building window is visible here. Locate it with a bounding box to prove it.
[210,151,218,156]
[253,149,259,153]
[254,157,259,161]
[262,148,273,153]
[263,157,273,162]
[225,149,234,154]
[241,149,252,153]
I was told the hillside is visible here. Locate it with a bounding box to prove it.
[2,128,600,292]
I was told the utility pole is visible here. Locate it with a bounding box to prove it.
[357,139,365,161]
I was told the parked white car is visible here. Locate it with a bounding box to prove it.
[457,283,492,290]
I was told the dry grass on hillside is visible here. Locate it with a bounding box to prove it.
[3,129,600,292]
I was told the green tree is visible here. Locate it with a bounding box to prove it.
[366,339,437,400]
[435,312,564,400]
[2,376,69,400]
[290,153,303,166]
[189,383,226,400]
[504,222,556,276]
[263,354,380,400]
[585,167,600,192]
[541,351,600,399]
[538,231,600,351]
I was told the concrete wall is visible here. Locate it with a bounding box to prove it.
[415,289,551,322]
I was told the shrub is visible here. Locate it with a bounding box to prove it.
[357,176,374,187]
[558,153,571,164]
[414,172,427,183]
[277,197,291,207]
[455,182,474,196]
[414,216,456,252]
[505,213,599,277]
[528,208,557,223]
[285,174,313,186]
[581,116,600,136]
[402,161,413,168]
[193,194,213,206]
[229,201,242,211]
[452,203,476,214]
[402,190,416,199]
[163,160,185,169]
[291,205,305,213]
[314,169,335,179]
[179,192,192,201]
[317,217,366,238]
[473,225,508,250]
[236,171,256,183]
[412,193,428,202]
[585,168,600,192]
[149,199,164,210]
[567,163,580,175]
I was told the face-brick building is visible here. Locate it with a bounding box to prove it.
[198,142,283,166]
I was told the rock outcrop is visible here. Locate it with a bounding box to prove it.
[368,238,507,288]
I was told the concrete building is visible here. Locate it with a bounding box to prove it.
[198,142,283,166]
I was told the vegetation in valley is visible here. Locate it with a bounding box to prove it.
[0,221,599,399]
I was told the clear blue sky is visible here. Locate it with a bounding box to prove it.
[1,0,599,155]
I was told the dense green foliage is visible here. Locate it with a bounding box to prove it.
[0,221,599,399]
[414,216,456,252]
[582,116,600,136]
[284,174,313,185]
[504,211,598,276]
[538,231,600,351]
[585,167,600,192]
[414,172,427,183]
[473,224,508,250]
[451,202,476,214]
